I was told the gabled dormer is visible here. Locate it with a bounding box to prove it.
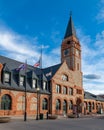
[27,71,39,89]
[14,67,26,87]
[2,63,11,85]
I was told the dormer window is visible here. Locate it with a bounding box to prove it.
[62,74,68,81]
[43,81,47,90]
[20,76,25,86]
[33,79,37,88]
[4,72,10,83]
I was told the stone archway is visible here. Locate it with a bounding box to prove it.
[76,98,82,113]
[88,102,92,113]
[63,100,67,115]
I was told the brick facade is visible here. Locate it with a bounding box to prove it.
[0,15,104,117]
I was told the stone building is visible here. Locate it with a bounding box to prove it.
[0,15,104,117]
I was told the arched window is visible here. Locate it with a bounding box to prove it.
[56,84,61,93]
[42,98,48,110]
[69,100,73,110]
[1,94,12,110]
[62,74,68,81]
[63,100,67,113]
[56,99,61,110]
[92,102,95,110]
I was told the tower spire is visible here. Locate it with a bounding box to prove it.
[64,13,77,39]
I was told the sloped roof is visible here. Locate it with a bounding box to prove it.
[64,15,77,39]
[0,55,50,94]
[42,63,61,81]
[84,91,104,101]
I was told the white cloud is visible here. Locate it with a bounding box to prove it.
[77,28,104,95]
[51,47,60,55]
[0,26,60,67]
[0,23,104,95]
[96,0,104,23]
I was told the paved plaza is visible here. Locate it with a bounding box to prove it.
[0,116,104,130]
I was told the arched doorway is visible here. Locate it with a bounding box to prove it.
[42,98,48,110]
[88,102,92,113]
[63,100,67,114]
[1,94,12,110]
[84,102,87,115]
[76,98,82,113]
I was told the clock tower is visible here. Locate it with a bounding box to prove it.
[61,15,81,71]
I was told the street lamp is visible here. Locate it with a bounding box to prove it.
[36,87,40,120]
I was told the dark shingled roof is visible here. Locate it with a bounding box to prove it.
[42,63,61,81]
[64,15,77,39]
[0,55,50,94]
[84,91,104,101]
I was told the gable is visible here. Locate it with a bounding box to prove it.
[52,61,74,87]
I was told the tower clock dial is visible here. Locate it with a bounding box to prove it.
[76,49,80,56]
[64,49,69,56]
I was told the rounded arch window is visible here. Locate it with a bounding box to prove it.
[62,74,68,81]
[56,99,61,110]
[92,102,95,110]
[42,98,48,110]
[69,100,73,110]
[1,94,12,110]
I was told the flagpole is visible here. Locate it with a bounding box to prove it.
[40,44,42,69]
[39,45,43,120]
[24,59,27,121]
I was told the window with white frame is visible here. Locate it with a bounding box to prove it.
[62,74,68,81]
[4,72,10,83]
[56,84,61,93]
[20,76,25,86]
[69,88,73,95]
[33,79,37,88]
[63,86,67,94]
[43,81,47,90]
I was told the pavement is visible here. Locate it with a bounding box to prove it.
[0,115,104,130]
[9,113,104,120]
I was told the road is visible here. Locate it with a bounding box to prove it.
[0,117,104,130]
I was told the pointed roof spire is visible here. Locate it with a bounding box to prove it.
[64,12,77,39]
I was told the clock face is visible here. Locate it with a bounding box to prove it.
[64,49,69,56]
[76,49,80,56]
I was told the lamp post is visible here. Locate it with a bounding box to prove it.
[36,87,40,120]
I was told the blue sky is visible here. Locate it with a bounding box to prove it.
[0,0,104,95]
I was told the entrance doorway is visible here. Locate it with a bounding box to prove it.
[63,100,67,115]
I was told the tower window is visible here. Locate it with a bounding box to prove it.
[67,41,71,44]
[77,63,79,70]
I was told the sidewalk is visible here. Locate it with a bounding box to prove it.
[4,113,104,122]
